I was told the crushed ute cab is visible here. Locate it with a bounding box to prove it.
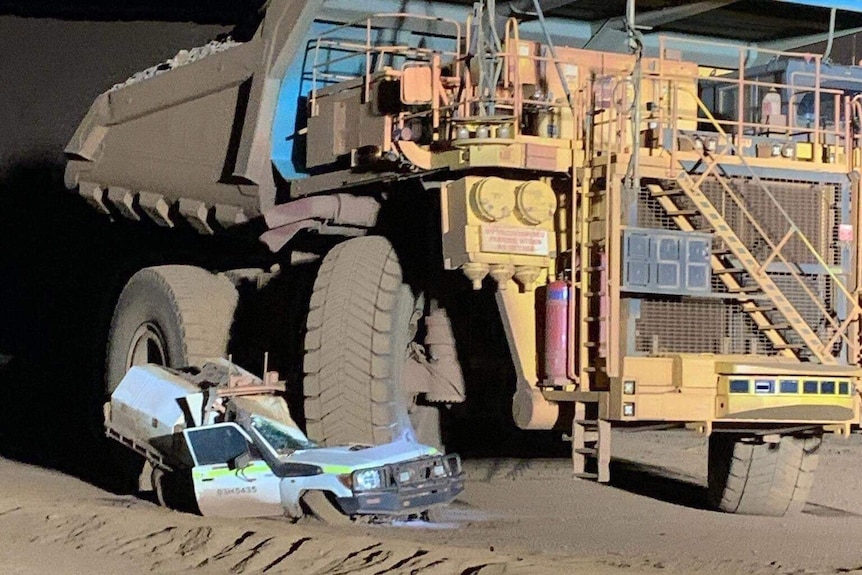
[105,359,464,521]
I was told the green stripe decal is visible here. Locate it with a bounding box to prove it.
[322,465,354,475]
[194,462,271,479]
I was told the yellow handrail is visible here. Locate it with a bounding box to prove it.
[673,85,861,353]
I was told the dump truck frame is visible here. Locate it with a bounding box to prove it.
[66,0,862,516]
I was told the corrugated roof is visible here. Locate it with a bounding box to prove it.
[2,0,862,46]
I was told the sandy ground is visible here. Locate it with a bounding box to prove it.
[3,430,862,575]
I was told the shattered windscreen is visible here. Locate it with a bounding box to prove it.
[250,414,316,456]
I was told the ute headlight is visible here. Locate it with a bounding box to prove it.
[352,468,383,492]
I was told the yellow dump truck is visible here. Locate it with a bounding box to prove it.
[65,0,862,515]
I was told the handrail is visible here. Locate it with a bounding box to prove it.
[309,13,461,110]
[675,86,861,354]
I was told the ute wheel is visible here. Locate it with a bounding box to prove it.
[707,433,821,516]
[300,490,351,525]
[105,265,239,394]
[303,236,442,447]
[422,506,446,523]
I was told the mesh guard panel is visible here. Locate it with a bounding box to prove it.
[632,176,837,357]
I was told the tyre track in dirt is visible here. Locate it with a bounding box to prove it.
[0,458,659,575]
[6,431,862,575]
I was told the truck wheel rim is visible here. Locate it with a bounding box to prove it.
[126,322,167,369]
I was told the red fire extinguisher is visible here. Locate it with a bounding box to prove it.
[545,280,570,382]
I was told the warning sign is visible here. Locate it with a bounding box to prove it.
[480,226,550,256]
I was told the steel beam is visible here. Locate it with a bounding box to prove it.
[633,0,741,29]
[500,0,583,19]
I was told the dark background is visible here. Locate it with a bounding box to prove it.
[0,13,241,481]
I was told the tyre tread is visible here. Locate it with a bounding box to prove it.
[106,265,238,392]
[303,237,405,446]
[708,434,821,516]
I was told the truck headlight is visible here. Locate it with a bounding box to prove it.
[352,468,383,492]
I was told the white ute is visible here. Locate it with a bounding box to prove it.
[104,359,464,522]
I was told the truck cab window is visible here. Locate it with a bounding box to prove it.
[186,425,250,465]
[795,92,838,128]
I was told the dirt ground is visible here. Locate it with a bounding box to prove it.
[3,430,862,575]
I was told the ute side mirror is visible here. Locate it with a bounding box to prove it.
[228,450,251,470]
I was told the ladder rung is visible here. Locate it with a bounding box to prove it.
[586,216,605,222]
[773,343,804,350]
[762,323,790,330]
[713,267,745,275]
[575,419,599,426]
[665,209,698,216]
[574,447,597,455]
[585,266,605,271]
[747,305,776,313]
[728,285,761,293]
[650,188,683,197]
[713,247,732,255]
[585,291,607,297]
[585,316,606,322]
[575,472,599,480]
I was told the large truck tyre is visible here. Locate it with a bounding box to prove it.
[707,433,820,516]
[106,265,239,394]
[303,236,440,447]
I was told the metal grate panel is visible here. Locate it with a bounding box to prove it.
[634,299,777,355]
[632,176,841,357]
[699,177,836,266]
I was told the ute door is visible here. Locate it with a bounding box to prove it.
[183,423,283,517]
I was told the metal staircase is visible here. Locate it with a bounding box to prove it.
[578,167,609,385]
[572,166,614,483]
[648,145,861,364]
[646,177,823,362]
[571,399,611,482]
